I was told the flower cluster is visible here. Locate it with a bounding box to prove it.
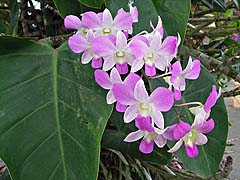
[65,3,221,158]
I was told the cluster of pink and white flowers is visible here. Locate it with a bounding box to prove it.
[65,3,221,158]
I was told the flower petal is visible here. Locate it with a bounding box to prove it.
[168,139,183,153]
[145,64,156,77]
[160,36,177,56]
[151,108,164,129]
[124,104,139,123]
[64,15,82,30]
[173,122,191,140]
[129,39,148,60]
[116,102,127,112]
[170,61,182,83]
[124,130,144,142]
[114,10,133,31]
[195,133,208,145]
[154,134,167,148]
[81,50,93,64]
[134,79,149,102]
[150,31,161,51]
[94,70,112,89]
[204,85,218,113]
[102,9,113,27]
[183,59,201,80]
[116,30,128,49]
[91,58,103,68]
[123,73,141,90]
[102,57,115,71]
[185,143,199,158]
[110,67,122,84]
[131,59,144,72]
[92,36,116,56]
[106,89,116,104]
[68,34,89,53]
[164,124,177,141]
[196,118,215,133]
[113,83,136,105]
[116,63,128,74]
[81,11,101,29]
[150,87,174,112]
[139,139,154,154]
[129,5,138,23]
[135,116,154,133]
[174,89,182,101]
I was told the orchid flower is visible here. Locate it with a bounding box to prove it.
[64,15,88,36]
[68,30,103,68]
[81,8,133,36]
[167,117,214,158]
[94,68,141,112]
[150,16,164,38]
[92,30,144,74]
[113,79,174,129]
[233,33,239,42]
[131,32,178,76]
[170,57,201,100]
[124,116,167,154]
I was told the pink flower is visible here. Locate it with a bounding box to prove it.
[68,30,103,68]
[170,57,201,100]
[131,32,179,76]
[167,118,214,158]
[94,68,141,112]
[92,31,145,74]
[233,33,239,42]
[124,116,167,154]
[64,15,88,36]
[81,8,133,36]
[113,79,174,129]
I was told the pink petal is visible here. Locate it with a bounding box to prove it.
[131,59,144,72]
[113,84,136,105]
[81,50,93,64]
[174,89,182,101]
[110,67,122,84]
[116,30,127,49]
[102,58,115,71]
[68,34,89,53]
[154,134,167,148]
[170,61,182,83]
[145,64,156,77]
[195,133,208,145]
[150,16,164,37]
[150,32,161,51]
[64,15,82,30]
[124,130,144,142]
[173,122,191,140]
[150,87,174,112]
[139,139,154,154]
[116,63,128,74]
[106,89,116,104]
[92,36,116,56]
[164,124,177,141]
[102,9,113,26]
[114,10,133,31]
[94,70,112,89]
[124,104,139,123]
[168,139,183,153]
[151,108,164,129]
[184,60,201,80]
[160,36,177,56]
[91,58,103,68]
[135,116,154,133]
[134,80,149,102]
[115,102,127,112]
[129,6,138,23]
[123,73,141,90]
[81,11,101,29]
[204,85,218,113]
[185,144,199,158]
[129,39,148,60]
[196,118,215,133]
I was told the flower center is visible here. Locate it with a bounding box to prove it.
[144,52,154,66]
[79,28,88,36]
[102,27,112,35]
[145,132,157,143]
[115,51,126,64]
[183,130,196,147]
[139,103,152,117]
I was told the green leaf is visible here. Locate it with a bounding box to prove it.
[201,0,227,12]
[0,36,113,180]
[106,0,190,50]
[77,0,104,9]
[233,0,240,9]
[8,0,19,35]
[150,66,228,178]
[102,110,172,165]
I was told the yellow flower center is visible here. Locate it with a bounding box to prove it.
[183,130,197,147]
[144,52,154,66]
[115,51,126,64]
[103,27,112,35]
[139,103,152,117]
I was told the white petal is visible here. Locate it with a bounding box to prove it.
[168,139,183,153]
[154,134,167,148]
[195,133,208,145]
[103,57,116,71]
[124,130,144,142]
[131,59,144,72]
[124,104,139,123]
[106,89,116,104]
[151,108,164,129]
[134,80,149,102]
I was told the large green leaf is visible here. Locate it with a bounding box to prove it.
[102,110,172,165]
[150,67,228,178]
[106,0,190,49]
[0,36,113,180]
[77,0,104,9]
